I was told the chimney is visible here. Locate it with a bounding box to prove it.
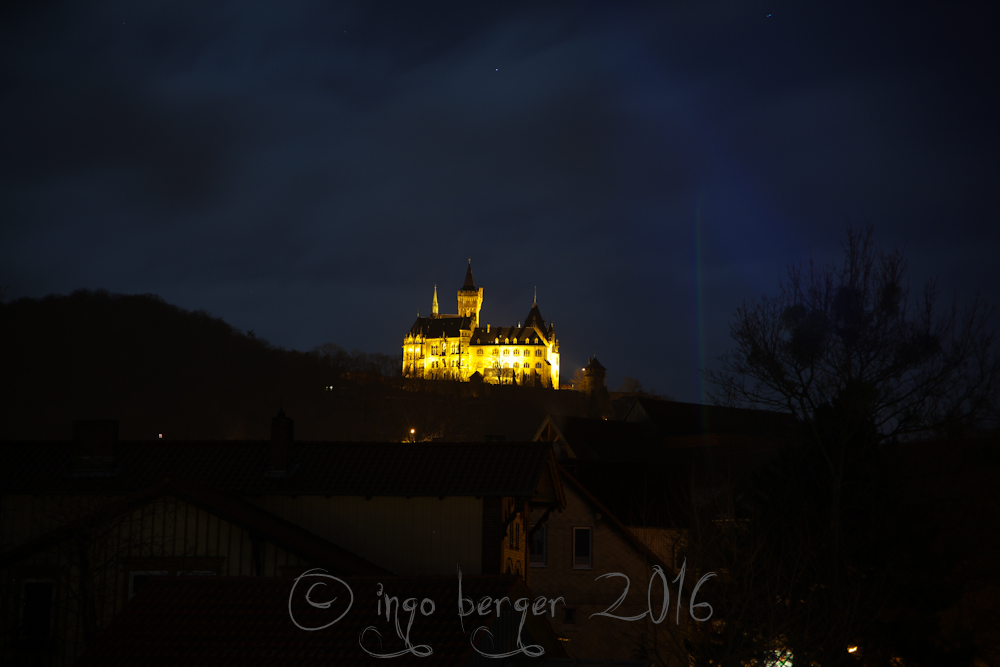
[270,409,293,472]
[72,420,119,469]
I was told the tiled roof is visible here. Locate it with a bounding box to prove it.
[0,441,553,497]
[470,325,548,346]
[628,398,799,440]
[548,417,660,462]
[0,478,388,576]
[408,316,473,339]
[76,575,568,666]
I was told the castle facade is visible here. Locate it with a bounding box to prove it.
[402,262,560,388]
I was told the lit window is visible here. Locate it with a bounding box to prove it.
[573,527,592,568]
[514,349,520,356]
[524,349,530,356]
[503,349,509,355]
[513,362,519,368]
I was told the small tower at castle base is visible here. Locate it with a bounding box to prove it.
[582,356,607,395]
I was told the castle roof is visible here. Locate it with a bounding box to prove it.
[524,303,546,330]
[408,316,472,339]
[470,324,548,345]
[585,356,606,372]
[460,261,477,291]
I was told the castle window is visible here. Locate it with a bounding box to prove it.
[505,338,509,344]
[503,349,509,355]
[431,344,439,355]
[492,348,498,355]
[513,362,519,368]
[476,338,480,344]
[513,349,520,356]
[534,338,539,344]
[477,349,483,356]
[535,349,542,357]
[524,349,530,356]
[513,338,517,344]
[535,362,541,369]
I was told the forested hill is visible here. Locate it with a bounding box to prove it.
[0,290,397,440]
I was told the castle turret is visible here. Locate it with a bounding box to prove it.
[432,284,439,317]
[457,259,484,328]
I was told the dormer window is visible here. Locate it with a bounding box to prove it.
[513,337,518,344]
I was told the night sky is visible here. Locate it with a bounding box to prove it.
[3,1,997,403]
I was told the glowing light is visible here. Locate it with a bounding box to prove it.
[158,434,162,438]
[410,429,415,434]
[848,646,858,653]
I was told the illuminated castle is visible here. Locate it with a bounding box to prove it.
[402,262,561,388]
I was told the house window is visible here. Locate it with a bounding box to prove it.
[573,527,592,569]
[503,349,509,355]
[524,349,530,356]
[477,349,483,356]
[530,525,546,566]
[21,581,54,640]
[514,349,520,356]
[431,344,439,355]
[535,362,542,369]
[535,349,542,356]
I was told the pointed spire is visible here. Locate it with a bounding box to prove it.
[462,260,476,290]
[432,284,439,316]
[533,286,537,307]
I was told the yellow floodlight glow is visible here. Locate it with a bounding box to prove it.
[848,645,858,653]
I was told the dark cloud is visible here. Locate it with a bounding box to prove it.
[2,1,998,402]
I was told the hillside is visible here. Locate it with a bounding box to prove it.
[0,290,585,440]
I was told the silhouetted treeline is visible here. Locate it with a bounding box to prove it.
[0,290,587,440]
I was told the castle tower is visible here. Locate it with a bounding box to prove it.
[582,356,606,395]
[431,284,439,317]
[457,259,484,328]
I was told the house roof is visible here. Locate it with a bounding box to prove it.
[0,478,389,576]
[539,416,660,462]
[75,575,568,666]
[625,398,799,440]
[0,441,554,497]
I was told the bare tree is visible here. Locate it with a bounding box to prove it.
[707,223,999,442]
[698,225,1000,665]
